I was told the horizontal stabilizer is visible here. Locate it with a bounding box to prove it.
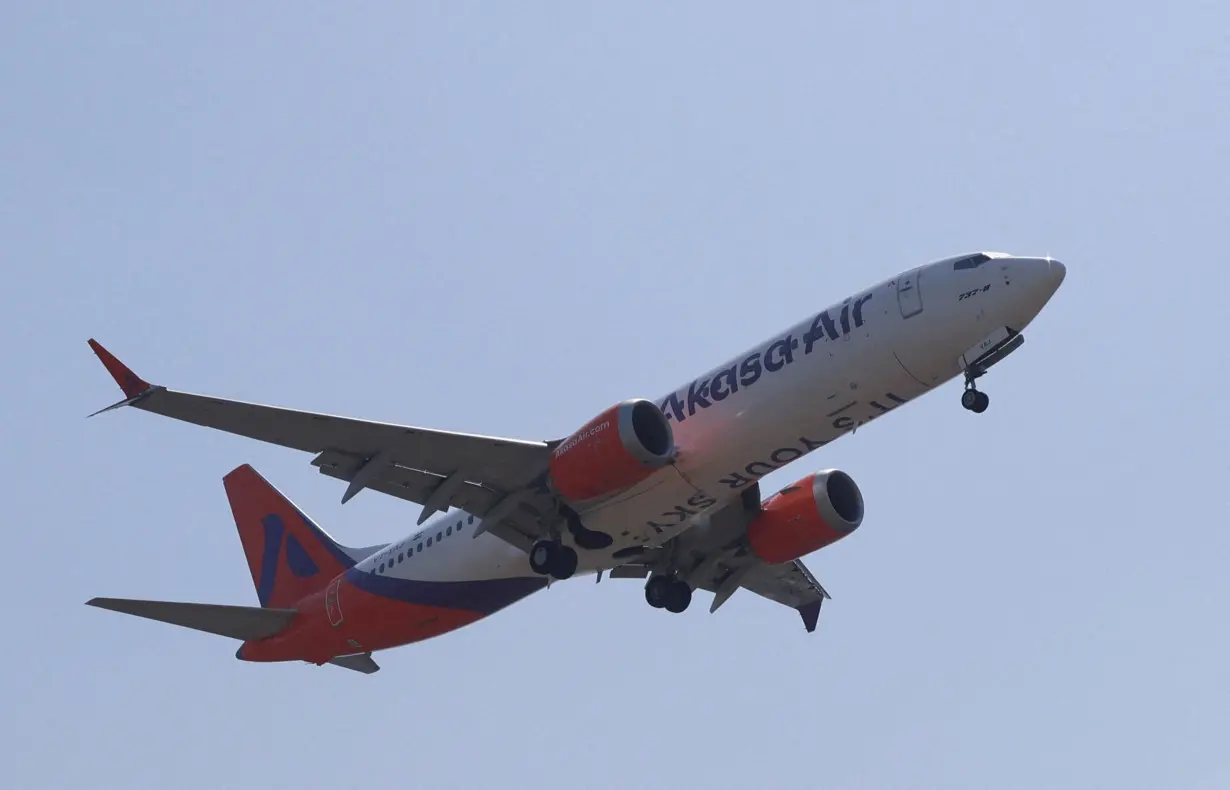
[86,597,297,641]
[328,653,381,674]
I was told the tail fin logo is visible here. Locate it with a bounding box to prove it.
[255,514,321,607]
[225,464,358,609]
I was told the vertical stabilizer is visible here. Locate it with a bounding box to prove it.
[223,465,373,609]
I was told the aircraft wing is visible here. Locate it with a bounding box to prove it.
[608,487,832,632]
[722,559,830,632]
[612,556,830,633]
[87,340,558,547]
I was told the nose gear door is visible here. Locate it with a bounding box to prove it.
[897,268,924,319]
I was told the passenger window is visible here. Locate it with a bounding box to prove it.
[953,253,990,270]
[398,553,404,563]
[427,537,433,547]
[447,526,453,536]
[417,542,423,552]
[437,532,443,541]
[468,515,475,524]
[378,563,385,573]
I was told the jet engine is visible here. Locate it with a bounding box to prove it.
[747,470,865,564]
[548,399,675,503]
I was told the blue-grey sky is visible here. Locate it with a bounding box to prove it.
[4,3,1228,788]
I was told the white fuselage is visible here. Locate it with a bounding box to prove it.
[353,253,1066,593]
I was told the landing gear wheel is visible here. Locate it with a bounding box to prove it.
[961,387,990,413]
[664,580,692,614]
[645,575,672,609]
[529,540,579,579]
[552,545,578,580]
[646,576,692,612]
[529,540,555,575]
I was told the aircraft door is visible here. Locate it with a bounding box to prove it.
[897,267,924,319]
[325,577,344,627]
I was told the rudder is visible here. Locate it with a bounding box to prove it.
[224,464,363,609]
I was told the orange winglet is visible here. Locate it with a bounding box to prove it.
[87,339,152,398]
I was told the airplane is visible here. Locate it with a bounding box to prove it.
[86,251,1066,673]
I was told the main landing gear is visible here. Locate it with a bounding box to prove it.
[529,539,578,580]
[645,574,692,614]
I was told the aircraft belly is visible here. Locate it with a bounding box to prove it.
[572,466,702,557]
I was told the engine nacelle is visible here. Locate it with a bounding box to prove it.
[747,470,865,564]
[548,399,675,503]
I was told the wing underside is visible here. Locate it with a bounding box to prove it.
[87,339,559,547]
[609,487,833,632]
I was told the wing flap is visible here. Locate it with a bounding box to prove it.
[310,450,509,513]
[738,560,831,608]
[310,451,550,551]
[682,558,829,632]
[608,565,651,579]
[738,560,830,632]
[86,597,298,641]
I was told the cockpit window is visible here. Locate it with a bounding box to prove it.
[952,253,991,270]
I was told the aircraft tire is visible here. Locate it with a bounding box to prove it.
[529,540,556,575]
[645,575,672,609]
[551,545,578,580]
[664,581,692,614]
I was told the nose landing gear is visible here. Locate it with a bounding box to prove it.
[961,381,990,413]
[958,326,1024,414]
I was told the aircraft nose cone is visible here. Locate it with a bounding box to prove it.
[1003,256,1066,329]
[1021,257,1065,301]
[1047,258,1067,290]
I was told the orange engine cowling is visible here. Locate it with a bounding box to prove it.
[747,470,865,564]
[548,399,675,503]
